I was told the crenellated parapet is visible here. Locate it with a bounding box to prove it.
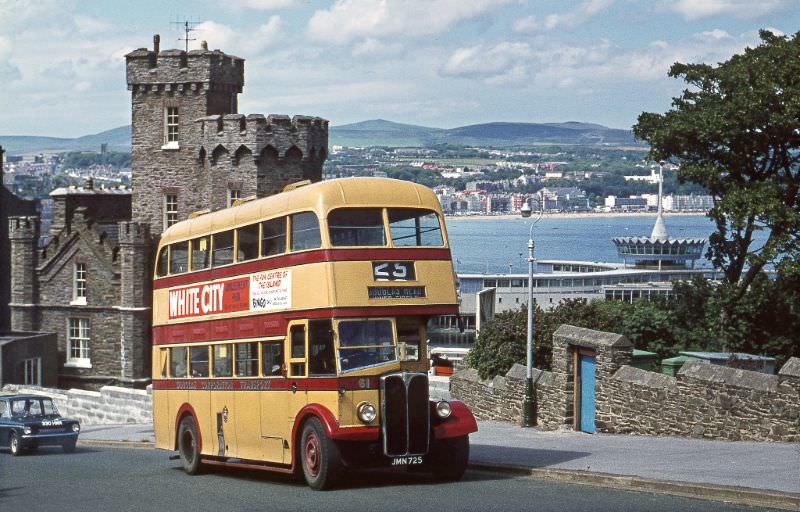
[8,216,39,240]
[126,38,244,95]
[196,113,329,164]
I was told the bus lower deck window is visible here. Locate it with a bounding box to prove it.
[235,342,258,377]
[189,346,209,378]
[261,342,284,377]
[170,347,187,378]
[213,344,232,377]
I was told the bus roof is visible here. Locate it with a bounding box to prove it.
[159,177,443,246]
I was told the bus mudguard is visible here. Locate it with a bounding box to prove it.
[431,400,478,440]
[175,403,202,453]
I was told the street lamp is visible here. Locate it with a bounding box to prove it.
[520,195,542,427]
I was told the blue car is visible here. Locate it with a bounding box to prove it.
[0,394,81,455]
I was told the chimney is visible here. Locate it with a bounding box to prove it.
[153,34,160,55]
[201,40,208,51]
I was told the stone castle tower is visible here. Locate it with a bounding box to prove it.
[125,35,328,235]
[5,36,328,389]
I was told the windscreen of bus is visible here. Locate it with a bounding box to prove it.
[388,209,444,246]
[337,319,396,372]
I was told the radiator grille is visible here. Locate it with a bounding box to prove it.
[381,372,429,457]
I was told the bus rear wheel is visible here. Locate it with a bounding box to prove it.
[429,435,469,482]
[178,416,202,475]
[300,417,342,490]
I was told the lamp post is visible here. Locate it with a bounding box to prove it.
[520,197,541,427]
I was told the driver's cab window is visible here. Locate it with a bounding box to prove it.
[309,320,335,375]
[0,401,7,418]
[289,325,306,377]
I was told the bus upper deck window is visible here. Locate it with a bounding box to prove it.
[261,217,286,257]
[388,209,444,247]
[212,230,234,266]
[169,241,189,274]
[156,247,169,277]
[290,212,321,252]
[237,224,259,262]
[328,208,386,247]
[191,236,210,271]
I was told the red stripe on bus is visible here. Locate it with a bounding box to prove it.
[152,304,458,345]
[152,376,380,391]
[153,247,452,289]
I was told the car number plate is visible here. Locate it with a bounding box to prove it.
[390,456,424,466]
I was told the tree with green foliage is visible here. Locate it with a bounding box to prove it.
[634,30,800,296]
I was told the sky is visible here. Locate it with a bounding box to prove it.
[1,0,799,137]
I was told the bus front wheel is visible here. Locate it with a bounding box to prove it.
[300,417,342,490]
[178,416,202,475]
[429,435,469,482]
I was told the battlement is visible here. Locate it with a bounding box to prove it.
[197,113,329,162]
[126,35,244,93]
[117,221,151,246]
[8,216,40,239]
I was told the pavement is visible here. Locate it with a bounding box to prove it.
[78,421,800,510]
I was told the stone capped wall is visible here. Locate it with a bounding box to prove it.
[2,384,152,425]
[451,324,800,442]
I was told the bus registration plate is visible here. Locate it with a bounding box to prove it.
[390,456,424,466]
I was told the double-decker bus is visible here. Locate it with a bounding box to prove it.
[151,177,478,489]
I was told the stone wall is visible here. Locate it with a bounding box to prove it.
[599,361,800,441]
[2,384,152,425]
[451,324,800,442]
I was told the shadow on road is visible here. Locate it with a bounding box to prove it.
[169,463,512,490]
[470,444,591,467]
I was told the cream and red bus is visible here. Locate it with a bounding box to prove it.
[151,177,477,489]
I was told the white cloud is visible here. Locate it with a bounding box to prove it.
[442,42,531,83]
[307,0,513,45]
[195,16,283,55]
[698,29,732,40]
[351,38,404,58]
[665,0,793,20]
[223,0,296,9]
[542,0,614,30]
[513,15,538,33]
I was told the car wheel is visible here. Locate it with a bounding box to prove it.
[63,438,77,453]
[9,432,24,457]
[300,417,342,490]
[429,435,469,482]
[178,416,202,475]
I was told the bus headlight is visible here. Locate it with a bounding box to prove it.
[72,424,80,433]
[435,400,452,419]
[357,402,376,424]
[23,427,32,435]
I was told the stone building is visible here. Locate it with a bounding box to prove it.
[0,146,37,333]
[126,35,328,236]
[7,36,329,389]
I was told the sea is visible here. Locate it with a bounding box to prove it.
[446,214,722,274]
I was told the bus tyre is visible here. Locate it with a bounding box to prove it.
[9,432,23,456]
[300,417,342,490]
[429,435,469,482]
[178,416,202,475]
